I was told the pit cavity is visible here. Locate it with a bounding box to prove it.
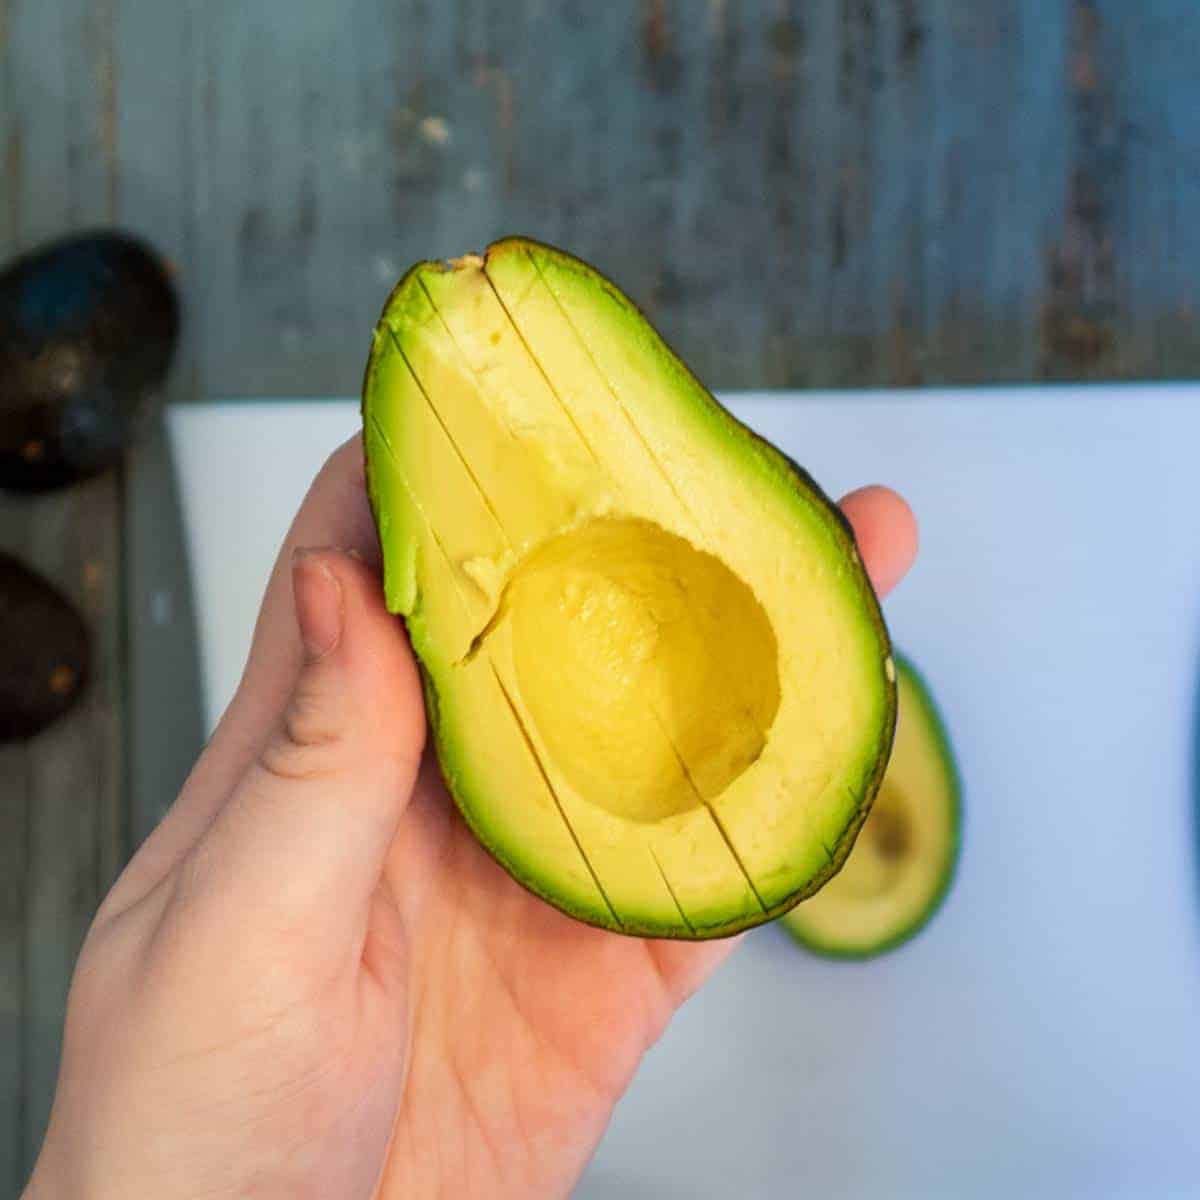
[489,516,780,824]
[825,785,910,899]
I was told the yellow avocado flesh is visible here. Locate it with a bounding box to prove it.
[363,238,894,937]
[781,660,960,956]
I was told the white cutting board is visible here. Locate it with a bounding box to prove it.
[167,388,1200,1199]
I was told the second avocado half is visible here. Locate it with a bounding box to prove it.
[781,656,961,957]
[363,238,895,938]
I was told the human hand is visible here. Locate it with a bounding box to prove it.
[26,437,916,1200]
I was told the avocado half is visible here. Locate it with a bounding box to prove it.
[781,655,961,957]
[362,237,895,938]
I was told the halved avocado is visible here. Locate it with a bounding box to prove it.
[362,237,895,939]
[781,655,961,957]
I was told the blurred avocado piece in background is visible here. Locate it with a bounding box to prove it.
[0,231,180,491]
[0,551,90,741]
[781,655,961,958]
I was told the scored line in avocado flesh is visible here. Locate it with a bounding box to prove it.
[523,249,698,532]
[479,267,606,476]
[386,257,777,926]
[646,704,768,913]
[388,331,515,549]
[648,846,696,935]
[489,662,622,930]
[411,276,533,464]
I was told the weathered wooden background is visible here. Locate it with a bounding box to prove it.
[2,0,1198,1189]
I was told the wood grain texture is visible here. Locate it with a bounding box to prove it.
[3,0,1200,1188]
[143,0,1200,394]
[0,0,126,1191]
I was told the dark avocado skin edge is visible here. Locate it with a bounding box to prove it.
[782,654,963,959]
[0,551,91,741]
[362,237,897,940]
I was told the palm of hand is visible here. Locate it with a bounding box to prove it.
[377,764,728,1198]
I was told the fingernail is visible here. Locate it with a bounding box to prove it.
[293,548,343,663]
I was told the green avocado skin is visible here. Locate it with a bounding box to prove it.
[781,655,962,960]
[0,232,179,491]
[0,552,90,742]
[362,235,897,940]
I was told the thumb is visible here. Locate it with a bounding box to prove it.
[190,548,425,950]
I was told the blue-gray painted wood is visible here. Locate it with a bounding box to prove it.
[0,0,126,1193]
[133,0,1200,393]
[3,0,1200,1189]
